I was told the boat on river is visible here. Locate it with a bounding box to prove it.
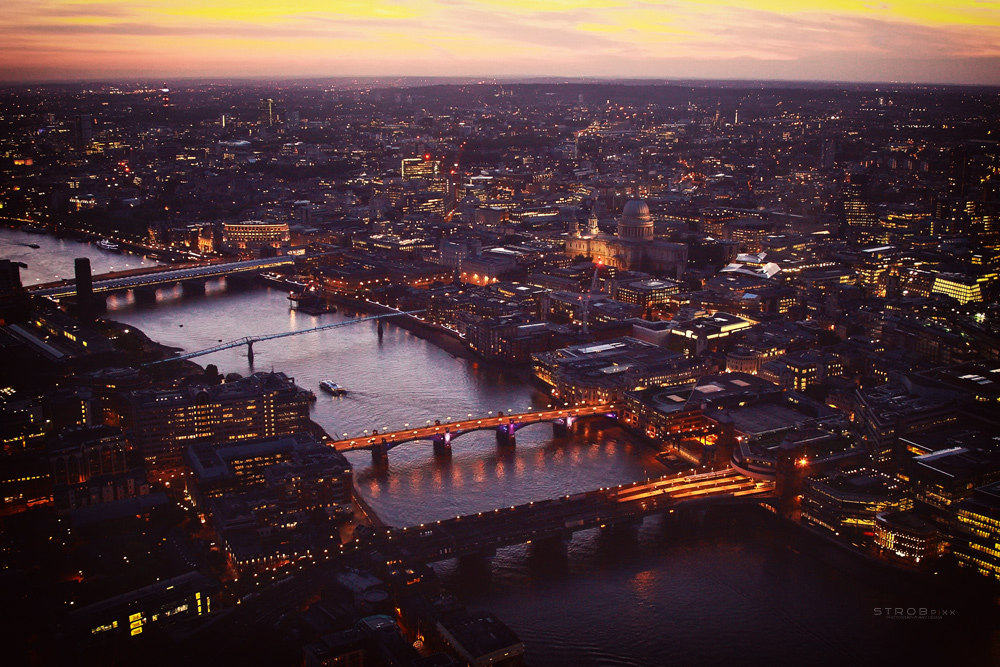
[96,239,119,251]
[319,380,346,395]
[289,291,336,315]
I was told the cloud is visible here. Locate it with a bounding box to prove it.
[1,0,998,83]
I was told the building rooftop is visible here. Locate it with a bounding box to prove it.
[438,609,524,663]
[638,372,778,414]
[912,447,1000,482]
[186,431,323,482]
[875,510,938,535]
[70,570,216,621]
[808,467,906,500]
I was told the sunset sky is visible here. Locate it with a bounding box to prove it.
[2,1,999,84]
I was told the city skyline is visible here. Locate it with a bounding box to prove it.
[3,0,1000,85]
[2,70,1000,664]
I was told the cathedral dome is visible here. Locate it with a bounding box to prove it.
[622,200,650,219]
[617,199,653,240]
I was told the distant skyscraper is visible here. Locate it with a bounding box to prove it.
[948,143,969,199]
[821,139,837,169]
[843,172,877,241]
[73,114,93,149]
[259,98,276,126]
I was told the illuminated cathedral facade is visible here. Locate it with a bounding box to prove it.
[565,200,687,279]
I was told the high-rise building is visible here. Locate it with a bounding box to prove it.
[73,114,93,149]
[122,372,313,481]
[843,172,877,241]
[401,155,441,180]
[259,98,276,126]
[954,481,1000,582]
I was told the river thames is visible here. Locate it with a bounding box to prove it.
[8,228,999,666]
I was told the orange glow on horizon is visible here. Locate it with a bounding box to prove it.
[1,1,998,83]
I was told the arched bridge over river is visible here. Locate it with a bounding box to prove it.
[331,404,620,462]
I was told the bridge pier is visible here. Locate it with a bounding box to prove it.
[606,518,642,543]
[528,534,569,570]
[495,424,516,447]
[371,440,388,464]
[458,552,492,566]
[552,415,576,437]
[246,340,255,365]
[181,278,207,296]
[459,545,496,561]
[457,550,495,580]
[133,285,158,305]
[226,273,257,291]
[432,434,452,456]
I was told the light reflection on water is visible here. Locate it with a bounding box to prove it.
[101,281,1000,667]
[0,227,162,285]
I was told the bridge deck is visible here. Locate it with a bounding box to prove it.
[142,310,424,365]
[358,468,774,563]
[332,404,620,451]
[30,256,295,298]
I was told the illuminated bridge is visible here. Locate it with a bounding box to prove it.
[192,468,776,648]
[143,310,425,366]
[28,256,296,299]
[332,404,620,461]
[361,467,775,562]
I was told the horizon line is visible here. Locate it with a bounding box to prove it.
[3,74,999,90]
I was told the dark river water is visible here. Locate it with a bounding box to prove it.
[8,227,998,666]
